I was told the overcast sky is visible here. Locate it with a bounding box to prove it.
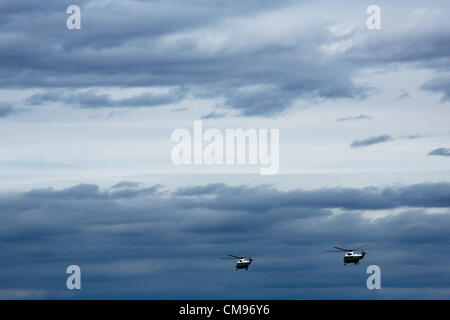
[0,0,449,299]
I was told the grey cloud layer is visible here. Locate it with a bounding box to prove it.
[174,182,450,210]
[0,182,449,298]
[2,1,449,115]
[27,88,188,109]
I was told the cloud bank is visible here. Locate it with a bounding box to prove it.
[1,1,450,116]
[0,181,449,299]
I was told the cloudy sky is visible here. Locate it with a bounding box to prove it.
[0,0,449,299]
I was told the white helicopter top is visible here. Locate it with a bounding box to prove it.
[326,246,372,265]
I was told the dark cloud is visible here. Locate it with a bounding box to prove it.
[405,135,424,140]
[350,135,394,148]
[174,182,450,211]
[0,181,449,298]
[336,114,372,122]
[0,103,15,118]
[428,148,450,157]
[110,181,141,189]
[422,76,450,101]
[334,11,450,101]
[344,18,450,68]
[26,88,188,109]
[23,183,161,201]
[398,91,411,100]
[0,0,370,116]
[201,112,229,119]
[1,1,448,116]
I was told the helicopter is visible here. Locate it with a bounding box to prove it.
[326,246,370,265]
[221,254,255,271]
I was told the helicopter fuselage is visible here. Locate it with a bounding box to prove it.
[236,258,252,270]
[343,251,365,265]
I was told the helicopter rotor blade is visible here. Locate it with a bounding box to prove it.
[357,245,376,252]
[228,254,243,259]
[334,246,352,252]
[355,245,368,251]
